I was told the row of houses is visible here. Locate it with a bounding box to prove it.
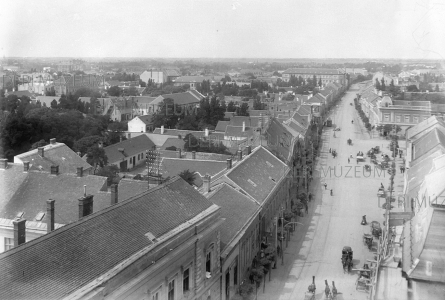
[358,81,445,134]
[384,116,445,299]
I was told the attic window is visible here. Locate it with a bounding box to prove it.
[16,212,24,218]
[35,212,45,221]
[145,232,158,243]
[248,179,257,187]
[266,161,274,168]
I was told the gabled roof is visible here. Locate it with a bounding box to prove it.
[412,128,445,161]
[406,151,442,199]
[0,168,108,224]
[297,105,312,115]
[151,91,202,106]
[104,135,155,163]
[225,146,289,204]
[304,94,325,104]
[406,116,445,141]
[225,125,253,138]
[208,183,259,252]
[265,118,295,162]
[130,96,157,104]
[215,121,230,132]
[132,114,152,125]
[160,137,185,150]
[229,116,260,127]
[249,110,269,117]
[152,128,225,140]
[14,142,92,174]
[161,158,226,186]
[117,178,151,201]
[290,111,310,129]
[188,89,205,100]
[0,177,216,300]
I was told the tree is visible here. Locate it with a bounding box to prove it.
[50,99,58,109]
[318,78,322,87]
[30,139,48,150]
[253,98,264,110]
[73,135,104,156]
[407,85,419,92]
[108,86,122,97]
[178,169,196,186]
[227,101,236,112]
[236,103,249,116]
[125,86,139,96]
[86,145,108,172]
[183,133,199,151]
[435,84,440,92]
[375,78,381,90]
[381,78,386,91]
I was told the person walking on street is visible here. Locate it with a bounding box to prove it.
[348,157,350,163]
[324,183,327,190]
[308,193,312,202]
[329,148,332,153]
[330,189,333,196]
[304,202,308,214]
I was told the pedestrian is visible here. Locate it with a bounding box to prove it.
[400,166,402,173]
[330,189,333,196]
[308,193,312,202]
[348,157,350,163]
[277,245,282,258]
[305,202,308,214]
[381,183,384,189]
[324,183,327,190]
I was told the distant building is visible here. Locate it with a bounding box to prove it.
[282,68,346,85]
[57,59,84,72]
[139,69,181,85]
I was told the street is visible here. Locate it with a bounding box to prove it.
[258,85,394,300]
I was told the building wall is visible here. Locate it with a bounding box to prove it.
[0,223,48,253]
[282,73,345,85]
[99,209,223,300]
[128,118,148,133]
[110,150,147,171]
[140,71,164,84]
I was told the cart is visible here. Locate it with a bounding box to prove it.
[356,156,365,162]
[363,234,373,250]
[341,246,353,273]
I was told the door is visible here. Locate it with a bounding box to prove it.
[119,160,127,172]
[225,271,230,299]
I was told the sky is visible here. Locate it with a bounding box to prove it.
[1,0,445,59]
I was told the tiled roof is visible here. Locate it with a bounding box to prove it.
[5,90,36,98]
[406,116,445,140]
[152,128,224,140]
[265,118,294,162]
[412,128,445,161]
[297,105,312,115]
[226,147,288,203]
[224,112,235,119]
[403,207,445,282]
[291,111,310,128]
[161,158,227,186]
[0,170,108,224]
[229,116,260,127]
[283,68,341,75]
[150,91,202,106]
[225,126,254,138]
[249,110,269,117]
[14,142,92,174]
[118,178,150,201]
[0,177,215,300]
[164,69,181,77]
[304,94,325,104]
[131,96,157,104]
[104,135,155,164]
[134,114,152,124]
[0,164,29,212]
[406,151,442,199]
[215,121,230,132]
[208,183,259,251]
[160,137,185,150]
[173,76,215,83]
[188,89,205,100]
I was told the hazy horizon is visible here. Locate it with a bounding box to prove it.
[1,0,445,60]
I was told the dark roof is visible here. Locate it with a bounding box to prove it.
[229,116,260,127]
[0,164,29,212]
[14,142,92,174]
[134,114,153,124]
[0,170,108,224]
[226,147,288,203]
[224,112,235,119]
[265,118,294,163]
[118,178,150,201]
[152,128,225,140]
[208,184,259,251]
[0,177,215,300]
[413,128,445,161]
[215,121,230,132]
[225,126,253,138]
[305,94,325,104]
[160,137,185,150]
[104,135,155,163]
[153,91,201,106]
[291,111,310,128]
[161,158,226,184]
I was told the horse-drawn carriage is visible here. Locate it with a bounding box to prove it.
[341,246,353,273]
[371,221,382,239]
[363,233,373,250]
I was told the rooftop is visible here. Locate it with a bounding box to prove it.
[283,68,343,75]
[0,177,215,300]
[103,134,155,163]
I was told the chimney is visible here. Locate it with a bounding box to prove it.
[237,149,243,160]
[23,161,30,171]
[246,145,252,155]
[242,122,246,132]
[203,175,211,193]
[78,194,94,219]
[38,147,44,157]
[50,138,56,145]
[226,158,232,170]
[161,125,165,134]
[50,165,59,175]
[177,149,182,158]
[192,151,196,159]
[76,167,83,177]
[111,184,118,205]
[46,199,55,233]
[205,128,209,137]
[0,158,7,169]
[13,218,26,247]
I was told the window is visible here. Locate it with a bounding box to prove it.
[183,268,190,293]
[413,116,419,123]
[206,251,212,273]
[4,237,13,251]
[395,115,401,122]
[234,265,238,285]
[152,291,159,300]
[168,280,175,300]
[384,114,390,122]
[405,115,410,123]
